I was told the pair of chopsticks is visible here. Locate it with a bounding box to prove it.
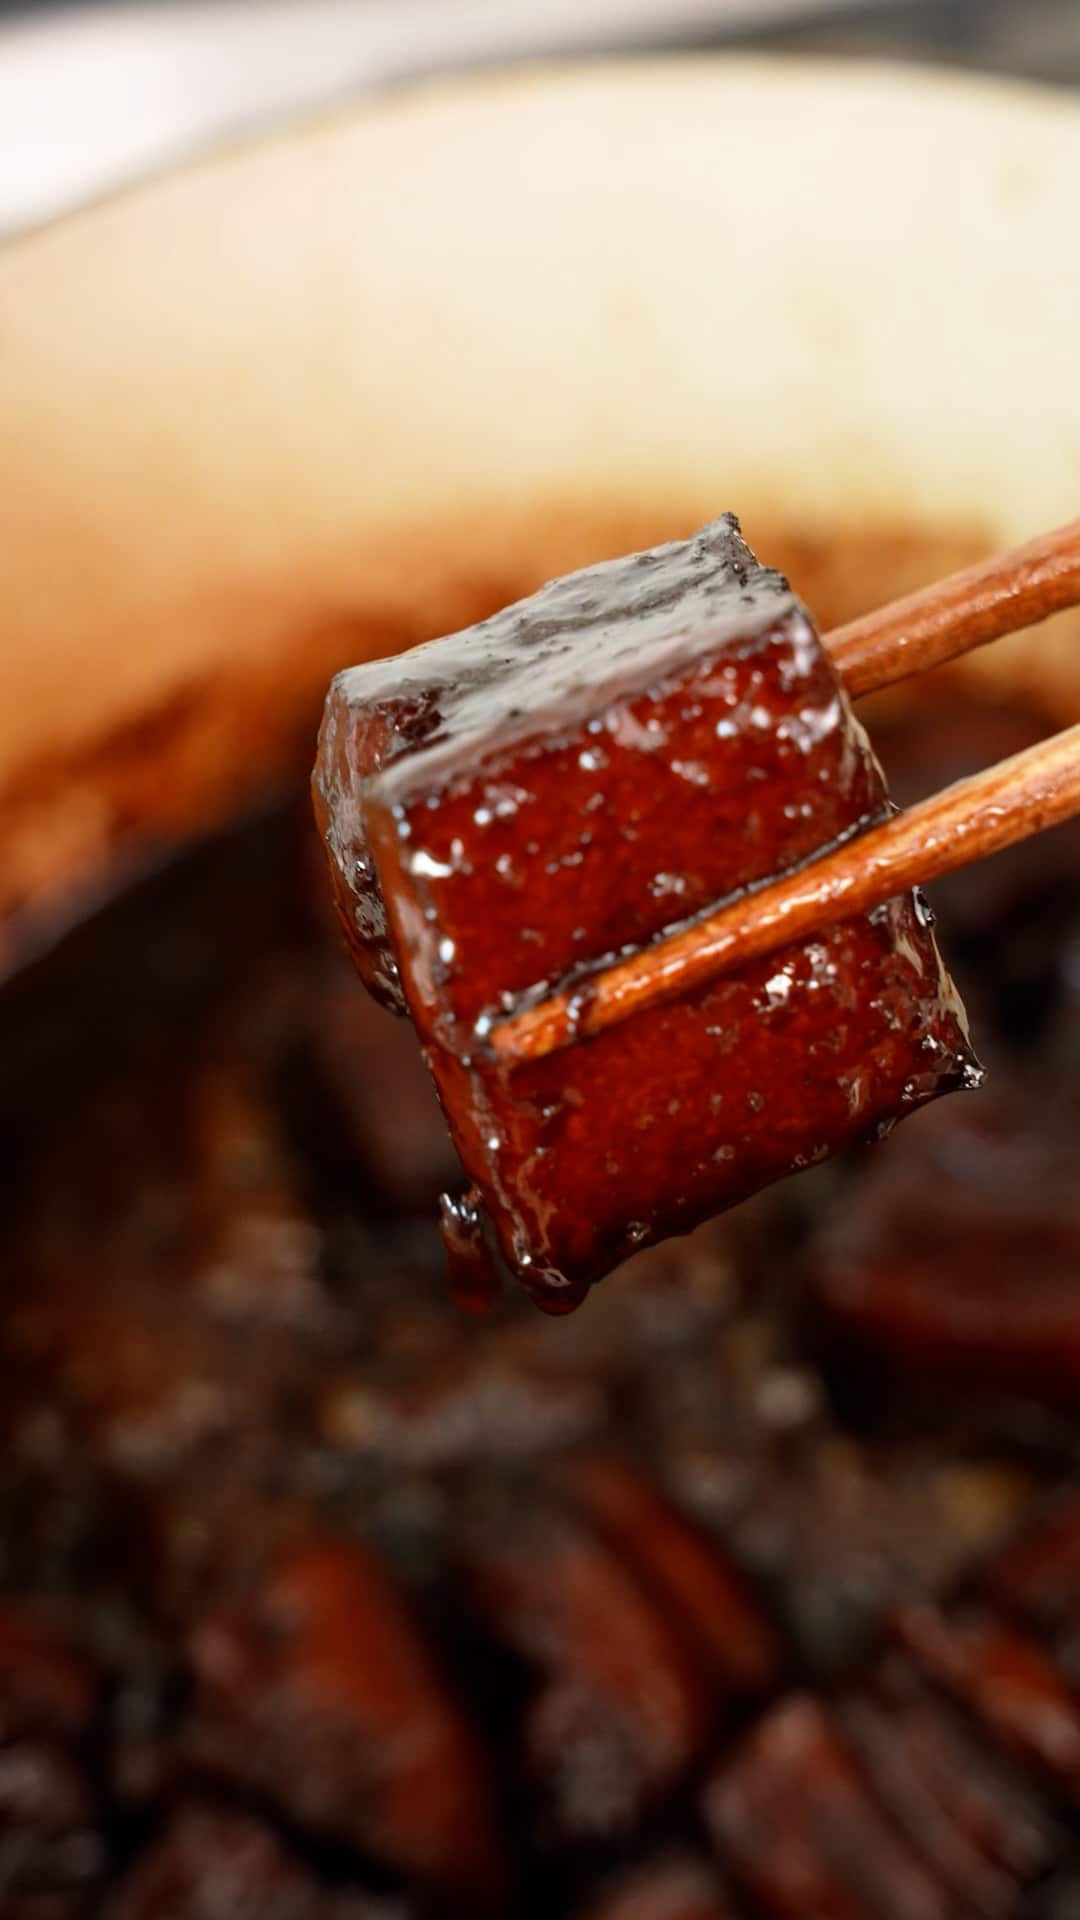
[492,519,1080,1067]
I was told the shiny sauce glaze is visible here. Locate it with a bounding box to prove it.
[314,516,978,1309]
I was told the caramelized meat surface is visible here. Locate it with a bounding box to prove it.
[315,518,977,1305]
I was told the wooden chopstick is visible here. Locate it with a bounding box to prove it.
[488,520,1080,1069]
[827,517,1080,699]
[490,723,1080,1066]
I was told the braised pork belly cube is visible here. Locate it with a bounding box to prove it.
[808,1080,1080,1407]
[187,1538,505,1906]
[703,1696,953,1920]
[840,1656,1058,1913]
[461,1498,711,1844]
[314,516,977,1307]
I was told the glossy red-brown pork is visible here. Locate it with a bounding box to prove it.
[315,515,977,1307]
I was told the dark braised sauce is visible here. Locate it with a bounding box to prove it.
[1,693,1079,1916]
[314,518,978,1308]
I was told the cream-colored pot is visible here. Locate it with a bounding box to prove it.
[1,58,1078,966]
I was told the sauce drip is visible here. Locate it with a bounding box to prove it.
[440,1188,501,1315]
